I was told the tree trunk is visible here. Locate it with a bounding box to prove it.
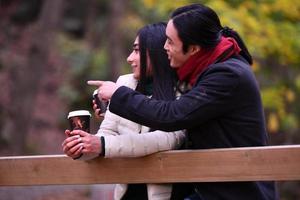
[2,0,65,154]
[85,0,100,49]
[107,0,128,81]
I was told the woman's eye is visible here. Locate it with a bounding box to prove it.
[133,48,139,53]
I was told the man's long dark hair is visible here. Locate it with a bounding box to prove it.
[171,3,253,65]
[136,22,177,100]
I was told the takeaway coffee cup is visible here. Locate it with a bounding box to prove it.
[67,110,91,132]
[93,89,108,114]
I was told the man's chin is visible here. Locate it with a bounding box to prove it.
[170,62,179,69]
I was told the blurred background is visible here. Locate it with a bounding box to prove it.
[0,0,299,199]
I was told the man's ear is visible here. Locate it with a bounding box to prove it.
[188,45,201,55]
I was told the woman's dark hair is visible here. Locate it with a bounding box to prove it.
[136,22,177,100]
[171,3,253,65]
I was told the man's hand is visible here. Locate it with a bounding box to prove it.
[87,80,120,101]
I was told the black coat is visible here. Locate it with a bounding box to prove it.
[109,56,279,200]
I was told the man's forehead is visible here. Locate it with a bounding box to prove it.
[166,20,178,40]
[166,20,173,33]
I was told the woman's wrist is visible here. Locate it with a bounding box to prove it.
[99,136,105,157]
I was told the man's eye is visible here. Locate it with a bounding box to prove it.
[166,39,172,45]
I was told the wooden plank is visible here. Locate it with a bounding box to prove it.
[0,145,300,186]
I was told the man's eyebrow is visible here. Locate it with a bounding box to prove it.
[166,35,173,42]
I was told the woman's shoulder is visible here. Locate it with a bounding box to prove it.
[117,73,135,81]
[116,74,138,89]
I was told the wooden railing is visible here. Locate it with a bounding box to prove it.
[1,145,300,186]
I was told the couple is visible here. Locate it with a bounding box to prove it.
[63,20,184,200]
[64,3,279,200]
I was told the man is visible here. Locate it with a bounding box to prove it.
[89,3,279,200]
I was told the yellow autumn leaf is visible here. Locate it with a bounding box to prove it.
[268,113,279,133]
[285,89,295,103]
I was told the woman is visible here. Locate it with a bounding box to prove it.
[62,22,186,200]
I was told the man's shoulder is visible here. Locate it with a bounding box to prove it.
[195,57,251,87]
[207,56,252,77]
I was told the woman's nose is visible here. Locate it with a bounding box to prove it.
[127,53,133,63]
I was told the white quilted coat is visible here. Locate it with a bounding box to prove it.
[80,74,186,200]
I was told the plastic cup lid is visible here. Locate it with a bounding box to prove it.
[67,110,91,119]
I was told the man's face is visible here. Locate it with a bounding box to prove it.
[164,20,193,68]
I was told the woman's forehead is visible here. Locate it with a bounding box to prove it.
[134,36,139,44]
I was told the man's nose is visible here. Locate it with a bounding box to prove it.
[164,41,169,51]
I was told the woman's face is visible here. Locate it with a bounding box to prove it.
[127,37,141,79]
[127,36,152,80]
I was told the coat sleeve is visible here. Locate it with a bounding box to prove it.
[78,74,135,160]
[104,130,186,158]
[77,103,126,161]
[109,65,241,131]
[96,74,137,137]
[75,109,121,161]
[96,109,120,136]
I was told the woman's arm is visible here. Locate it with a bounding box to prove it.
[71,118,186,159]
[104,130,186,158]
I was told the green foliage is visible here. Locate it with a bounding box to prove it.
[262,87,286,114]
[282,113,298,132]
[89,48,109,80]
[57,34,100,110]
[207,0,300,137]
[141,0,199,18]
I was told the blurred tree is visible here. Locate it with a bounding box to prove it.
[0,0,65,154]
[107,0,128,81]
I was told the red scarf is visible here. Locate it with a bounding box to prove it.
[177,37,241,86]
